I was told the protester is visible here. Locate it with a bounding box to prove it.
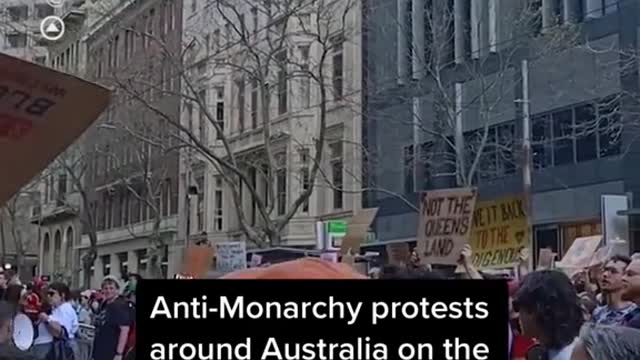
[622,255,640,328]
[513,270,583,360]
[93,275,132,360]
[592,255,639,326]
[570,323,640,359]
[30,282,54,360]
[70,289,92,325]
[37,282,79,360]
[507,280,536,360]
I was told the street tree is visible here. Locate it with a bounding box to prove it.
[105,0,360,247]
[0,182,40,279]
[99,109,180,279]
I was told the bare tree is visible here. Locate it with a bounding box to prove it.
[0,182,40,279]
[99,113,180,279]
[101,0,360,248]
[53,139,100,288]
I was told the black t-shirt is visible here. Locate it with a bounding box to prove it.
[92,297,133,360]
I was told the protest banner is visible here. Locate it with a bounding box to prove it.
[416,187,477,265]
[216,241,247,273]
[386,242,410,265]
[339,208,379,255]
[469,196,529,269]
[179,245,215,278]
[0,54,111,205]
[556,235,602,276]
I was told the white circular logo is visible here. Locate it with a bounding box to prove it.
[40,16,65,41]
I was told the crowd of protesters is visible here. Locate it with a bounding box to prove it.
[372,245,640,360]
[0,270,138,360]
[0,244,639,360]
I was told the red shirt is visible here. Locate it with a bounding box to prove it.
[512,334,536,359]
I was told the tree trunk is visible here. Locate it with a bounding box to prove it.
[82,232,98,289]
[147,220,164,279]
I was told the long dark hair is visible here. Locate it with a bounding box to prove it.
[513,270,583,350]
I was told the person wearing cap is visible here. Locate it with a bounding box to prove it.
[93,276,133,360]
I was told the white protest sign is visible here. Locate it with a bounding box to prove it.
[216,241,247,273]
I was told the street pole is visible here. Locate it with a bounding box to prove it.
[521,59,534,275]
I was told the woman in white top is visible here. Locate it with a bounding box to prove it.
[31,282,79,360]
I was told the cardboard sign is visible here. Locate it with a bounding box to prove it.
[417,188,478,265]
[470,196,529,269]
[181,245,215,278]
[320,252,338,263]
[250,254,263,267]
[589,246,611,268]
[537,248,555,270]
[339,208,379,255]
[0,54,111,205]
[216,241,247,273]
[386,242,410,265]
[557,235,602,269]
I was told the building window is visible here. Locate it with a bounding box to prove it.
[236,78,245,132]
[7,6,28,22]
[101,255,111,276]
[198,90,207,143]
[249,167,257,225]
[161,179,170,217]
[331,34,344,100]
[137,249,147,274]
[584,0,619,20]
[215,87,225,139]
[57,174,67,201]
[251,79,258,129]
[299,45,311,108]
[35,4,53,19]
[465,121,516,182]
[213,29,221,49]
[213,176,223,231]
[122,192,130,225]
[276,152,287,215]
[196,175,205,231]
[329,142,343,209]
[118,252,128,276]
[276,50,288,114]
[6,33,27,48]
[299,148,310,212]
[251,7,259,36]
[403,145,415,194]
[532,95,621,169]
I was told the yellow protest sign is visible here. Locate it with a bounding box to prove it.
[470,196,529,269]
